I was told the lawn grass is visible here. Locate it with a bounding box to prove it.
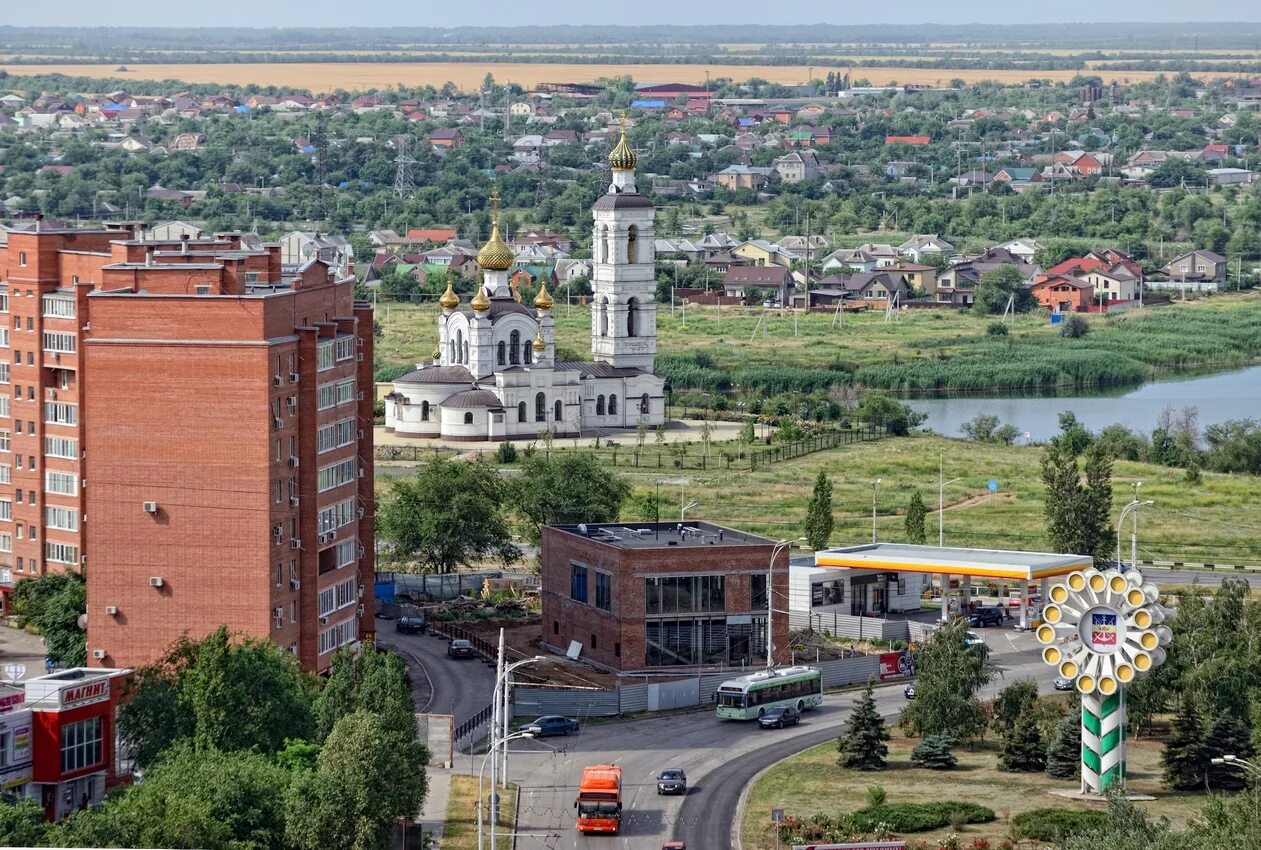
[376,431,1261,565]
[443,775,517,850]
[375,291,1261,393]
[741,733,1206,850]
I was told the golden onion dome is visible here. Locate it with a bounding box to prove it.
[431,345,441,361]
[608,121,637,172]
[439,278,459,310]
[534,281,554,310]
[471,286,490,312]
[532,328,546,354]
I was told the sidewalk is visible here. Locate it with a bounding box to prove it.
[420,766,452,848]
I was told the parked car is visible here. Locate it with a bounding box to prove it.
[662,843,686,850]
[447,639,476,659]
[656,768,687,795]
[904,683,916,699]
[758,706,801,729]
[395,616,427,635]
[522,715,580,737]
[1054,676,1075,691]
[964,631,985,647]
[968,606,1006,628]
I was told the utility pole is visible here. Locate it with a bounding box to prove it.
[871,479,881,544]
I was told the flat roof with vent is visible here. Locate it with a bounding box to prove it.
[550,521,774,550]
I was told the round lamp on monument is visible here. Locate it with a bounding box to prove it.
[1036,566,1170,795]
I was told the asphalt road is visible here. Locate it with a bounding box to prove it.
[468,626,1049,850]
[377,621,497,723]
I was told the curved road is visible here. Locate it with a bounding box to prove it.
[378,623,497,724]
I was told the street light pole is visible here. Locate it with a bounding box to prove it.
[498,655,546,796]
[1116,488,1154,569]
[871,479,881,544]
[767,539,790,669]
[479,731,535,850]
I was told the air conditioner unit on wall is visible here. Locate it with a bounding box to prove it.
[104,605,118,615]
[291,539,302,549]
[148,576,163,587]
[289,372,300,383]
[288,457,300,468]
[273,375,282,386]
[142,501,158,513]
[290,579,301,591]
[92,649,106,660]
[290,496,300,508]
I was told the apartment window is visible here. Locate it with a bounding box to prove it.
[46,542,79,564]
[275,563,283,587]
[335,539,357,568]
[336,578,356,608]
[316,339,336,371]
[45,507,79,532]
[17,252,26,267]
[0,533,10,553]
[44,437,77,459]
[0,466,8,485]
[0,397,8,418]
[45,471,76,495]
[334,336,354,362]
[319,618,357,655]
[0,431,8,452]
[595,572,611,612]
[336,379,355,405]
[41,296,75,318]
[42,332,75,354]
[316,498,357,535]
[0,291,7,312]
[245,272,261,284]
[318,458,357,493]
[195,285,211,296]
[44,402,77,426]
[316,419,356,453]
[60,716,102,773]
[570,563,588,603]
[26,318,32,331]
[317,383,336,411]
[319,586,336,617]
[290,602,296,624]
[0,328,8,348]
[0,363,8,385]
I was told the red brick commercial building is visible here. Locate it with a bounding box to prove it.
[540,521,789,671]
[0,219,374,672]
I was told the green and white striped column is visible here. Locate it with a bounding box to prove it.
[1081,692,1125,794]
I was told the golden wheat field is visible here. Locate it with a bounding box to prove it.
[0,60,1182,91]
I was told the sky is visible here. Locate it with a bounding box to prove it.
[4,0,1261,28]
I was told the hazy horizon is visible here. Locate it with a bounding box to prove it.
[4,1,1261,28]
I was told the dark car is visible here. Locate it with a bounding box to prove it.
[758,706,801,729]
[522,715,580,737]
[446,639,476,659]
[656,768,687,795]
[395,616,427,635]
[968,606,1006,628]
[1054,676,1075,691]
[904,683,916,699]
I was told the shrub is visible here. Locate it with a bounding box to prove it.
[850,802,995,833]
[1010,808,1108,842]
[986,322,1009,336]
[910,734,958,769]
[1059,314,1090,339]
[495,441,518,464]
[866,785,887,807]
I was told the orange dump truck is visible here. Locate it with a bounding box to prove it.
[575,764,622,835]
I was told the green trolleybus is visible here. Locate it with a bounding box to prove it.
[715,666,823,720]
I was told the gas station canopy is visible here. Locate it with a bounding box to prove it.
[815,543,1092,582]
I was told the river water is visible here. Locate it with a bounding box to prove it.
[906,364,1261,442]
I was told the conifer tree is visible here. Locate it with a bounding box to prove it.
[837,678,889,771]
[804,471,834,550]
[905,491,927,545]
[1162,698,1209,791]
[999,702,1047,772]
[1203,712,1255,792]
[910,734,957,770]
[1045,708,1082,780]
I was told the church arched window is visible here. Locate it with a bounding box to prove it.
[524,341,532,365]
[464,412,473,425]
[596,395,605,416]
[462,339,469,364]
[421,400,430,421]
[497,341,506,366]
[535,392,546,422]
[627,298,638,337]
[609,395,618,415]
[509,330,521,365]
[599,298,609,337]
[596,225,607,263]
[555,400,564,421]
[448,339,455,363]
[518,401,527,422]
[455,329,463,363]
[641,393,650,414]
[627,225,638,264]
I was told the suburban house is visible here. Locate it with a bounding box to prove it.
[993,167,1043,190]
[885,135,931,146]
[888,262,938,295]
[733,239,798,268]
[772,150,821,183]
[429,128,465,148]
[896,234,954,263]
[995,238,1045,262]
[1161,250,1228,282]
[803,271,912,306]
[1082,264,1141,302]
[822,248,880,273]
[1207,167,1254,185]
[406,227,459,244]
[714,165,774,190]
[778,234,829,259]
[721,266,795,305]
[1032,275,1094,312]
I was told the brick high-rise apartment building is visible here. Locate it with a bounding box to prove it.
[0,220,374,672]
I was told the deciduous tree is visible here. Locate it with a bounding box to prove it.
[900,621,993,740]
[510,453,630,543]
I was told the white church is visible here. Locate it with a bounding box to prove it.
[383,127,668,441]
